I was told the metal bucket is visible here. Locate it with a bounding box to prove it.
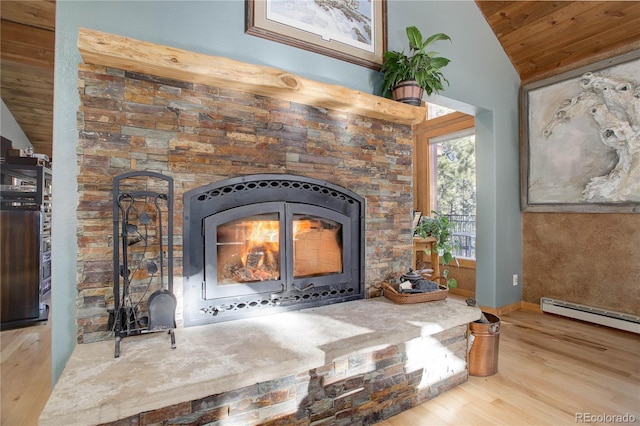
[468,312,500,376]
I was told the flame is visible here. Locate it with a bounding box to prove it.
[219,217,340,283]
[241,220,279,266]
[293,220,314,237]
[247,220,279,243]
[239,219,315,265]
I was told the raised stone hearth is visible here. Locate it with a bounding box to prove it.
[40,298,480,425]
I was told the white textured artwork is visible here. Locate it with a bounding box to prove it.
[528,56,640,204]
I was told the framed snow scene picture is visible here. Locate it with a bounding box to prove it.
[246,0,386,70]
[521,49,640,213]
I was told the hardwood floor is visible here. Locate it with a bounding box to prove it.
[0,315,51,426]
[1,308,638,425]
[377,309,640,426]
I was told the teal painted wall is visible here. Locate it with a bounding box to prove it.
[53,0,520,383]
[386,1,521,311]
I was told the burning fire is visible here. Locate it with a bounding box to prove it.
[219,218,338,283]
[240,220,314,264]
[293,220,313,236]
[232,220,278,282]
[241,220,279,265]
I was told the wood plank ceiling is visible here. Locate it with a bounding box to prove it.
[1,1,640,161]
[475,1,640,83]
[1,0,55,159]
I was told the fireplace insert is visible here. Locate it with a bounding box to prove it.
[183,174,365,326]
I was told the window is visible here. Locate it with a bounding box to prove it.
[429,129,476,259]
[414,106,476,260]
[427,103,456,119]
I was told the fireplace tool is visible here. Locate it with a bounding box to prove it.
[112,171,176,358]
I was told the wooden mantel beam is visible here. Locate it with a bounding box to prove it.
[77,28,426,125]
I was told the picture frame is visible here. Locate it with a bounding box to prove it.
[245,0,386,70]
[520,49,640,213]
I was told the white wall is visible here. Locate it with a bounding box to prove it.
[1,98,33,150]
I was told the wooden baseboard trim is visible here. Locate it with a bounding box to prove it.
[449,288,475,298]
[521,301,542,313]
[449,293,542,316]
[480,300,523,316]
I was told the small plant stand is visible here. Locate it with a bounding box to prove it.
[412,236,440,277]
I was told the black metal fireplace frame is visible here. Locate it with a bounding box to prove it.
[183,174,365,326]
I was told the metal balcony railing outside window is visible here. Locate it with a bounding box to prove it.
[445,214,476,259]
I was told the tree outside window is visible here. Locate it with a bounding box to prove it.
[429,128,476,259]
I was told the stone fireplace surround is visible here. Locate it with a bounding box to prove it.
[41,29,481,425]
[73,28,424,344]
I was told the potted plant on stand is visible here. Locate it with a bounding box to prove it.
[381,26,451,106]
[414,210,460,289]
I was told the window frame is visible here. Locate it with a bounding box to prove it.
[414,109,476,266]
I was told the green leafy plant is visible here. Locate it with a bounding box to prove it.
[414,210,460,288]
[380,26,451,98]
[441,269,457,290]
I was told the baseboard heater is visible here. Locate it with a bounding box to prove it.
[540,297,640,334]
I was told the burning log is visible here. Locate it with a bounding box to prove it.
[224,242,280,282]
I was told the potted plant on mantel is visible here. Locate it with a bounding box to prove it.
[414,210,460,289]
[381,26,452,106]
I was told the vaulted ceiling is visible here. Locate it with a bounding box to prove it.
[474,1,640,83]
[1,1,640,161]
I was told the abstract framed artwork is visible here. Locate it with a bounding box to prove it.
[245,0,386,70]
[521,49,640,213]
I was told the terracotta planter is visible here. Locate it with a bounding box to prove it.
[391,80,424,106]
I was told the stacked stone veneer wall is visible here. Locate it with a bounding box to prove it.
[97,325,467,426]
[76,64,415,343]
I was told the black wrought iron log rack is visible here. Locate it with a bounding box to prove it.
[112,171,176,358]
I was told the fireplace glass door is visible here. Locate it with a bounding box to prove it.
[292,213,343,278]
[183,174,364,326]
[217,212,281,284]
[204,202,349,300]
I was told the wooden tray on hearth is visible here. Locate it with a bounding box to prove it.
[382,281,448,304]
